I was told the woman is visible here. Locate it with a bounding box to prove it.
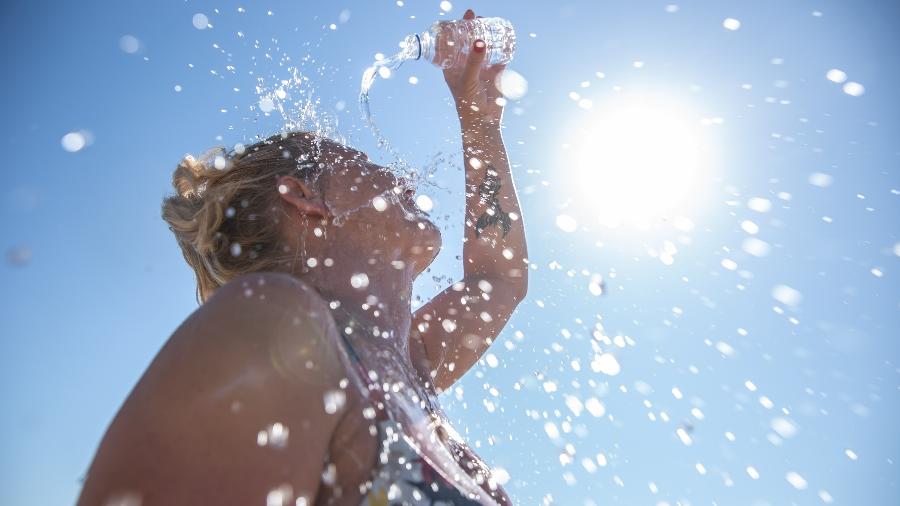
[77,8,527,506]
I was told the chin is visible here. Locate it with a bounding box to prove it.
[409,220,442,273]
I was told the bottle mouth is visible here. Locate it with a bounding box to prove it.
[414,33,422,60]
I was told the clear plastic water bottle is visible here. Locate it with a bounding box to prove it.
[402,17,517,69]
[358,17,516,176]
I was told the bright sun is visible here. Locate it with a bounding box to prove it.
[564,93,712,229]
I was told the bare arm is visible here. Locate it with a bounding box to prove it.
[77,272,349,505]
[410,9,528,393]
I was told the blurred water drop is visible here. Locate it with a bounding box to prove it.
[415,194,433,211]
[323,389,346,414]
[439,1,453,12]
[785,471,808,490]
[591,353,621,376]
[747,197,772,213]
[676,427,693,446]
[843,81,865,96]
[544,422,560,439]
[772,284,802,307]
[61,131,88,152]
[259,97,275,113]
[741,220,759,234]
[742,237,771,257]
[192,13,209,30]
[497,69,528,100]
[350,273,369,289]
[808,172,834,187]
[770,417,798,438]
[119,35,140,54]
[826,69,847,83]
[257,422,289,448]
[722,18,741,30]
[556,214,577,233]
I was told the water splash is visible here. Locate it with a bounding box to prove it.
[359,51,417,175]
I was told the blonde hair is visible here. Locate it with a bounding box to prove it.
[161,131,328,304]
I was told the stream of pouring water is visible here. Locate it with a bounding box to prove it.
[359,52,426,186]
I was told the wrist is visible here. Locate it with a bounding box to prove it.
[459,118,502,142]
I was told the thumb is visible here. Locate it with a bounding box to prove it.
[461,39,486,92]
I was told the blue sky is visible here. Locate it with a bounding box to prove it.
[1,0,898,504]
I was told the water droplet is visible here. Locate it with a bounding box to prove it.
[257,422,289,448]
[119,35,140,54]
[415,194,433,212]
[742,237,771,257]
[772,284,802,306]
[323,389,346,414]
[192,13,209,30]
[676,427,693,446]
[61,131,88,152]
[747,197,772,213]
[741,220,759,234]
[808,172,834,187]
[259,97,275,113]
[785,471,808,490]
[350,273,369,289]
[266,484,293,506]
[715,341,736,357]
[826,69,847,83]
[556,214,577,233]
[441,319,457,332]
[497,69,528,100]
[544,422,560,439]
[722,18,741,30]
[372,195,388,212]
[591,353,621,376]
[439,1,453,12]
[771,417,798,438]
[843,81,865,96]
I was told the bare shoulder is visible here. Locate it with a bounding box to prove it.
[76,272,351,505]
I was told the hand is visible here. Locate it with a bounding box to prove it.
[443,8,507,132]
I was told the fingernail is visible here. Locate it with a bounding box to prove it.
[474,39,485,52]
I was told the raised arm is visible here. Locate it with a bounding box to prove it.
[77,272,350,506]
[410,9,528,393]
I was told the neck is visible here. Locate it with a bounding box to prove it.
[291,259,417,349]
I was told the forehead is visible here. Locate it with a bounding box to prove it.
[318,139,368,165]
[315,140,398,182]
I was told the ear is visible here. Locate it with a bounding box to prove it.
[276,175,329,219]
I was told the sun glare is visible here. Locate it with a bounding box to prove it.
[564,94,713,229]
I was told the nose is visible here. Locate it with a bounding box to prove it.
[398,176,414,194]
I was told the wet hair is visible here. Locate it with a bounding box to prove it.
[161,131,329,304]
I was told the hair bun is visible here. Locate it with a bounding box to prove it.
[172,154,209,199]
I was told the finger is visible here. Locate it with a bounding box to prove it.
[482,63,507,81]
[463,9,475,20]
[461,39,487,90]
